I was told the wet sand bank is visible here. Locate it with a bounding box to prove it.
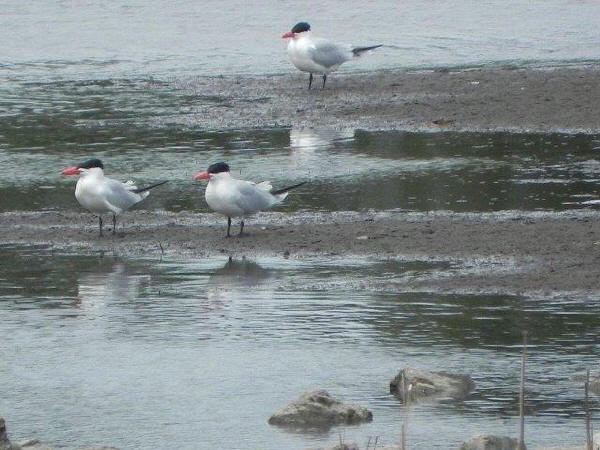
[167,65,600,133]
[2,209,599,295]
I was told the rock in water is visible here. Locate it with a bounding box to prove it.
[268,390,373,428]
[327,444,360,450]
[459,434,520,450]
[79,447,120,450]
[15,441,53,450]
[390,367,475,402]
[0,418,117,450]
[1,418,12,450]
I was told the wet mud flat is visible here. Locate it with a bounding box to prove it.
[2,209,600,295]
[167,65,600,133]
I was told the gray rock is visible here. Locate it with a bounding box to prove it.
[328,444,360,450]
[0,419,118,450]
[16,440,41,448]
[390,367,475,402]
[0,419,53,450]
[309,442,400,450]
[79,447,120,450]
[459,435,520,450]
[14,440,53,450]
[1,418,12,450]
[268,390,373,428]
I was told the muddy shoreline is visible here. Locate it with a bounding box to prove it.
[2,209,600,296]
[164,65,600,133]
[4,65,600,298]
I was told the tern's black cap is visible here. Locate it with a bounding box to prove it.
[291,22,311,33]
[77,158,104,169]
[207,162,230,174]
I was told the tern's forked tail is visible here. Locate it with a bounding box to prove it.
[352,45,382,56]
[132,180,169,194]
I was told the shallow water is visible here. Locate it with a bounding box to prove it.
[1,118,600,214]
[1,0,599,81]
[2,0,600,217]
[2,1,600,448]
[1,245,599,449]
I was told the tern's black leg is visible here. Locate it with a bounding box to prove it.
[239,220,245,236]
[322,74,327,89]
[308,73,313,90]
[98,216,103,237]
[112,214,117,235]
[226,217,232,238]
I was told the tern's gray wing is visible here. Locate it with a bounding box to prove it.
[101,178,144,214]
[233,180,276,214]
[308,38,352,68]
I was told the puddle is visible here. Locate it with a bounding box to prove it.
[1,245,599,449]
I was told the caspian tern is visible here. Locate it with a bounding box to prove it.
[61,158,168,236]
[282,22,382,89]
[194,162,305,237]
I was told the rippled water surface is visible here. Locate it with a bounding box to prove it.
[2,1,600,448]
[2,0,600,80]
[2,0,600,216]
[2,119,600,214]
[1,245,600,449]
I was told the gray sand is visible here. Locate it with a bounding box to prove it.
[169,65,600,133]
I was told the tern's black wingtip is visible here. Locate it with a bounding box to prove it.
[272,181,306,196]
[352,45,383,56]
[132,180,169,194]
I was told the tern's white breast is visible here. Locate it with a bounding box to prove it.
[287,37,328,74]
[75,173,112,214]
[205,178,245,218]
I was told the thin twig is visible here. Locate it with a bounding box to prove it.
[518,330,528,450]
[586,368,592,450]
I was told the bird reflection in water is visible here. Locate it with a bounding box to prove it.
[289,128,354,173]
[290,128,354,151]
[207,256,275,300]
[75,261,149,312]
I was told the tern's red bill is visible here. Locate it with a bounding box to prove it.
[194,171,210,180]
[61,166,81,176]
